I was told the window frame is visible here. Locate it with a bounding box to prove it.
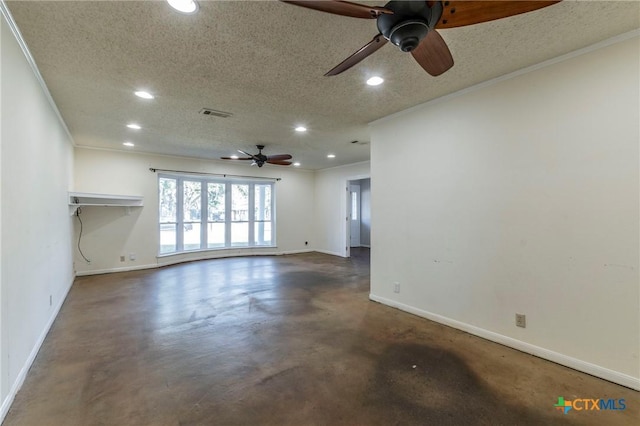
[158,173,276,256]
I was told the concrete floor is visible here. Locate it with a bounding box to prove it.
[4,249,638,425]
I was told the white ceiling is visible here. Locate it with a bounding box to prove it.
[5,0,639,169]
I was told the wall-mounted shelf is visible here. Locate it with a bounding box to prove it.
[69,192,144,215]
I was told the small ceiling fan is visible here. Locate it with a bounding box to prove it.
[221,145,293,167]
[282,0,561,76]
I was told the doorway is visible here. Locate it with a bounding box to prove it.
[349,183,361,247]
[346,178,370,258]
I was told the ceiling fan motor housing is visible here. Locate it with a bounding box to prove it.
[254,144,267,166]
[378,1,443,52]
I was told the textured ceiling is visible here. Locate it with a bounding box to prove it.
[5,0,640,169]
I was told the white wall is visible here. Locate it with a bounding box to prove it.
[370,34,640,389]
[314,162,370,257]
[359,178,371,247]
[0,12,75,419]
[73,148,315,274]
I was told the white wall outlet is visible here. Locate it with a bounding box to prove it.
[120,255,125,262]
[129,253,136,261]
[516,313,526,328]
[393,282,400,293]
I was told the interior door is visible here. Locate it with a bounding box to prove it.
[349,184,360,247]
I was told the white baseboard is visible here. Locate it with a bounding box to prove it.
[156,248,316,269]
[76,263,157,276]
[282,249,316,256]
[76,249,317,276]
[0,274,76,422]
[315,249,345,258]
[369,294,640,391]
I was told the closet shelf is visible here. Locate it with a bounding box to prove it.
[69,192,144,215]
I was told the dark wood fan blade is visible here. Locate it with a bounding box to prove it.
[325,34,388,76]
[267,154,293,161]
[281,1,393,19]
[437,1,561,29]
[221,157,253,160]
[267,160,293,166]
[411,30,454,76]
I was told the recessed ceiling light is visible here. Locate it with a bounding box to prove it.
[123,142,135,147]
[327,154,336,159]
[134,91,154,99]
[230,155,239,159]
[366,76,384,86]
[295,126,307,132]
[126,123,141,130]
[167,0,198,14]
[293,162,301,167]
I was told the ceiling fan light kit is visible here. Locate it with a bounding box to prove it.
[386,20,429,52]
[377,1,442,52]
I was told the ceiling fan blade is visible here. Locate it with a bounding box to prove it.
[221,156,253,160]
[281,1,393,19]
[325,34,388,76]
[411,30,454,76]
[267,160,293,166]
[266,154,293,161]
[238,149,261,161]
[436,1,561,29]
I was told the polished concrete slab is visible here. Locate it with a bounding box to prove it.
[4,250,638,425]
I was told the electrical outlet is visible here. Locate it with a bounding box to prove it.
[120,255,125,262]
[393,282,400,293]
[129,253,136,261]
[516,313,526,328]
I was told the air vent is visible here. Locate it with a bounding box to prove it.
[199,108,233,118]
